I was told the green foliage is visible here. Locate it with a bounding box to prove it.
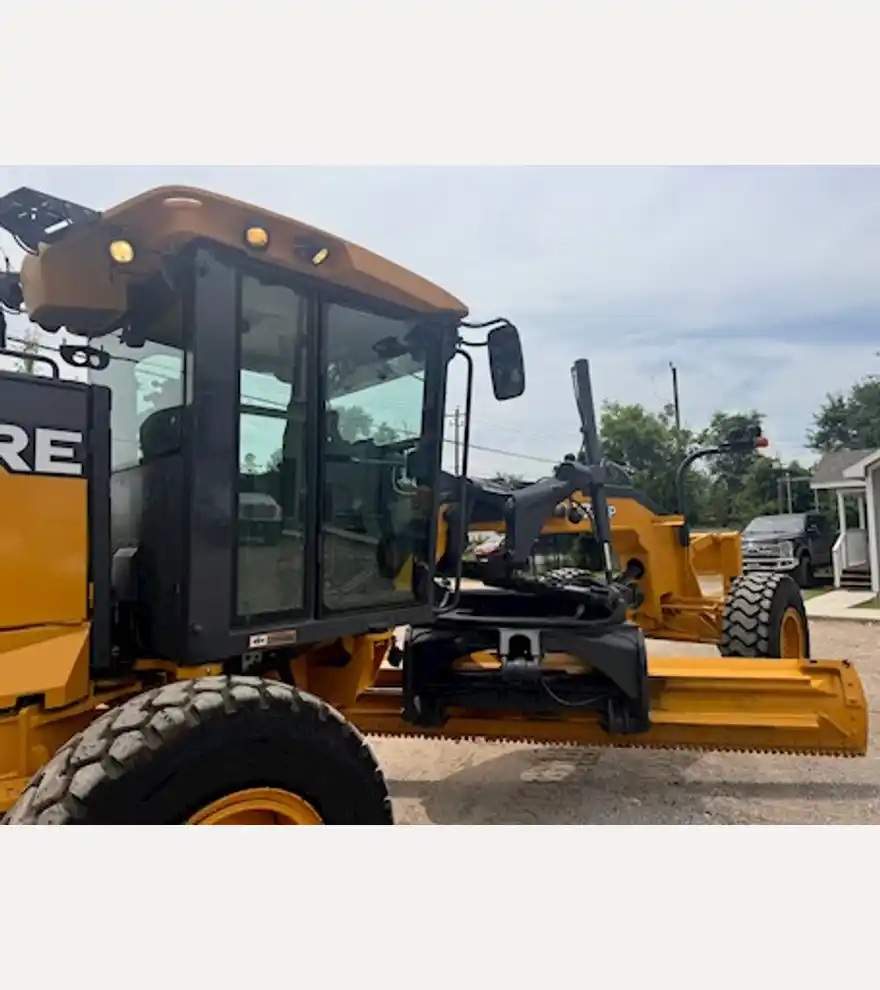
[597,401,812,529]
[16,325,42,375]
[599,401,708,522]
[808,375,880,451]
[241,378,877,534]
[261,404,403,477]
[335,405,401,445]
[698,410,766,526]
[600,402,686,512]
[336,405,374,442]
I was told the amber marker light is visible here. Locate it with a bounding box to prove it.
[108,239,135,264]
[244,226,270,250]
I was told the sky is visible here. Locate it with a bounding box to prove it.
[2,164,878,479]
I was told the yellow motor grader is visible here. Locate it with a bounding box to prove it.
[461,407,808,658]
[0,184,868,825]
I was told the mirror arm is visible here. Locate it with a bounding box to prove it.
[435,346,475,615]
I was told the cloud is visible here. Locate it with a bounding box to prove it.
[2,165,878,479]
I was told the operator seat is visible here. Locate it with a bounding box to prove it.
[139,405,184,462]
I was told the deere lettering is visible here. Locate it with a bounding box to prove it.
[581,501,617,519]
[0,423,84,476]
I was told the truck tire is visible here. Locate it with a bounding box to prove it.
[2,676,393,825]
[794,554,814,589]
[720,571,810,659]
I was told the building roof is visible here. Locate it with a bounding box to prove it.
[843,449,880,479]
[810,449,877,489]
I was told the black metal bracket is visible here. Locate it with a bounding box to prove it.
[0,270,23,312]
[0,187,100,254]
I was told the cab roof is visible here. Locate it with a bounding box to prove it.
[102,185,469,317]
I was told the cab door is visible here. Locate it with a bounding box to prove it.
[315,298,444,620]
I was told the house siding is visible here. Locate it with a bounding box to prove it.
[869,464,880,594]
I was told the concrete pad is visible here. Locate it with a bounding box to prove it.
[812,589,875,608]
[806,589,880,622]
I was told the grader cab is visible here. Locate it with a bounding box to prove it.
[0,184,868,826]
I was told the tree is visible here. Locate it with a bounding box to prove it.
[336,405,374,442]
[141,371,181,414]
[596,402,804,528]
[333,404,404,445]
[772,460,816,514]
[599,402,704,517]
[700,410,764,484]
[488,472,525,485]
[16,326,41,375]
[698,410,765,526]
[808,376,880,451]
[373,423,401,445]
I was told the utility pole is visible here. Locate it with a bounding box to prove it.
[778,469,818,514]
[452,406,462,475]
[669,362,681,432]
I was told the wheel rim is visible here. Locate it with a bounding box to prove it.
[187,787,323,825]
[780,607,807,658]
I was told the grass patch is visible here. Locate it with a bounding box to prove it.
[802,587,832,601]
[853,595,880,609]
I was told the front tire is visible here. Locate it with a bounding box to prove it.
[721,571,810,659]
[3,676,393,825]
[797,555,814,588]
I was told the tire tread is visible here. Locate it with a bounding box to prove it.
[3,676,392,825]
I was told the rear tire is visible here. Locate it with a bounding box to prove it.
[2,676,393,825]
[721,571,810,659]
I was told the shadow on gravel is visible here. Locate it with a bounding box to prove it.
[387,746,880,824]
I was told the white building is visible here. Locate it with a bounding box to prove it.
[810,449,880,591]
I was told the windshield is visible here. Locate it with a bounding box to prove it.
[744,514,806,536]
[326,337,425,445]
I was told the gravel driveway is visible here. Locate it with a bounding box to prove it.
[372,621,880,824]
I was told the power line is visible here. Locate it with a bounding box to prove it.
[446,438,556,464]
[5,333,555,467]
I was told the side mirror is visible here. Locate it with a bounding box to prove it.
[487,324,525,401]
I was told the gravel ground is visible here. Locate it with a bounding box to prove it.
[372,621,880,824]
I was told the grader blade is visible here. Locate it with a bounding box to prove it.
[639,656,868,756]
[353,657,868,757]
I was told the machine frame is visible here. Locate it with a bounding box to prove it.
[0,184,869,824]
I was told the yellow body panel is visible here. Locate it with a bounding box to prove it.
[689,529,742,582]
[0,473,88,630]
[0,622,869,816]
[467,491,744,643]
[351,655,867,758]
[19,185,468,338]
[0,624,91,710]
[0,623,129,808]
